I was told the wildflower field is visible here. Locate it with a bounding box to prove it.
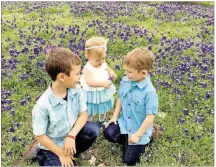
[1,1,214,166]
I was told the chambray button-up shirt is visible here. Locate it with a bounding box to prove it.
[118,75,158,145]
[32,84,87,150]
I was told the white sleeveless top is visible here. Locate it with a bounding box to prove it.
[80,61,110,91]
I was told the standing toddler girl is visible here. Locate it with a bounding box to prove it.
[80,37,117,128]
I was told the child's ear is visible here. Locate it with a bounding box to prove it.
[141,70,148,77]
[57,73,65,82]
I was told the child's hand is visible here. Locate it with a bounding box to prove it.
[103,81,112,88]
[59,155,74,166]
[63,137,76,156]
[109,71,117,80]
[128,133,141,144]
[105,116,117,128]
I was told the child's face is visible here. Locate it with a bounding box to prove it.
[64,65,81,88]
[124,65,147,82]
[88,55,105,67]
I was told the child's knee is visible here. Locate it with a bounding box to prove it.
[103,125,118,142]
[92,123,100,137]
[86,121,100,138]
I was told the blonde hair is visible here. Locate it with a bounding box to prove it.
[85,37,108,59]
[124,48,154,72]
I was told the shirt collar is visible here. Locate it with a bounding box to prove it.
[48,84,78,107]
[123,75,151,89]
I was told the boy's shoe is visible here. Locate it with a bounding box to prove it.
[99,121,107,130]
[74,150,91,160]
[16,139,40,166]
[23,139,40,160]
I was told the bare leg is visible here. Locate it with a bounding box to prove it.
[99,113,106,122]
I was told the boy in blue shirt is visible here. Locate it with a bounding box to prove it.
[32,47,100,166]
[104,48,158,166]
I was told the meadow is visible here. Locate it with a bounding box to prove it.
[1,1,214,166]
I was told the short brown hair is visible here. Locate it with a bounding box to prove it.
[124,48,154,72]
[85,37,108,59]
[45,47,81,81]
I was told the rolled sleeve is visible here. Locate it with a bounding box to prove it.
[32,104,48,136]
[145,91,158,115]
[79,90,87,112]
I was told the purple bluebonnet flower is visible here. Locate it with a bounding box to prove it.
[195,134,202,140]
[1,99,11,104]
[36,60,44,68]
[10,63,16,70]
[159,125,165,132]
[19,74,27,81]
[16,122,20,128]
[3,105,13,111]
[6,151,12,156]
[195,116,205,124]
[18,41,24,45]
[115,64,120,70]
[19,99,27,106]
[205,92,211,100]
[29,55,35,60]
[26,96,31,101]
[178,118,185,124]
[33,47,41,55]
[12,136,17,142]
[35,78,46,86]
[10,110,15,116]
[10,127,15,132]
[22,47,29,54]
[200,82,207,88]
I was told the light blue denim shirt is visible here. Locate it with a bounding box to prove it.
[118,75,158,145]
[32,84,87,150]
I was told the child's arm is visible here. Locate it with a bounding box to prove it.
[35,135,66,156]
[136,114,155,137]
[107,65,117,80]
[83,67,111,88]
[68,111,88,137]
[128,115,155,144]
[63,111,88,155]
[33,106,73,166]
[105,98,121,128]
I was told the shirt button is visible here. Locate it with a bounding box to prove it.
[129,130,131,132]
[128,104,130,106]
[128,117,130,119]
